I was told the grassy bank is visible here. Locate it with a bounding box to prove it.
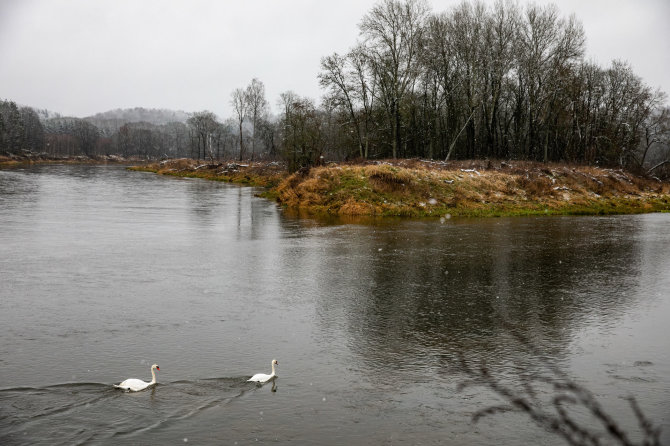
[133,158,670,218]
[128,158,286,188]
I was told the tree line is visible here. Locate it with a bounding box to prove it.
[318,0,669,173]
[2,0,669,177]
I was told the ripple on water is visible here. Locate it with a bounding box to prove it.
[0,378,262,445]
[2,166,669,445]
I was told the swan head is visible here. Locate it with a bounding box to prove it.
[151,364,160,371]
[272,359,278,366]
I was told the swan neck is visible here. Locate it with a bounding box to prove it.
[271,362,276,375]
[151,367,157,384]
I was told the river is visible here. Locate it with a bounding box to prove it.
[1,165,668,445]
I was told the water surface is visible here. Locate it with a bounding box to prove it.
[1,165,669,445]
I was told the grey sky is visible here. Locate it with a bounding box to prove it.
[1,0,668,119]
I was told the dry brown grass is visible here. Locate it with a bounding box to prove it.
[514,173,554,197]
[0,155,20,167]
[365,164,414,193]
[274,167,341,209]
[133,159,287,188]
[131,157,670,218]
[339,198,379,216]
[159,158,195,172]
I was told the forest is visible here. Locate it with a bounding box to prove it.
[1,0,669,177]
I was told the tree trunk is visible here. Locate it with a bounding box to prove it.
[238,123,244,161]
[251,117,256,162]
[392,100,399,159]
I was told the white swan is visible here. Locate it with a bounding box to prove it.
[114,364,160,392]
[248,359,278,383]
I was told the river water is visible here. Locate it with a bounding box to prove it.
[0,165,668,445]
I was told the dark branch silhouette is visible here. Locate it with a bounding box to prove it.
[456,328,662,446]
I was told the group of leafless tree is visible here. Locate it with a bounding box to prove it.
[229,77,274,162]
[318,0,669,175]
[2,0,669,177]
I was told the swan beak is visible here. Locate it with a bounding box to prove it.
[156,367,160,371]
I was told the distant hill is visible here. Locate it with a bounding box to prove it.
[83,107,191,137]
[86,107,190,125]
[42,116,79,133]
[34,108,62,121]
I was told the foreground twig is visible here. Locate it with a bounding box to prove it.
[456,327,661,446]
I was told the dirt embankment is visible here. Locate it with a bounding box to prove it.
[133,158,670,218]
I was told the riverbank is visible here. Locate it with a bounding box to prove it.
[130,158,670,218]
[0,153,134,167]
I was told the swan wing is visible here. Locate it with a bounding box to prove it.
[115,378,150,392]
[248,373,272,383]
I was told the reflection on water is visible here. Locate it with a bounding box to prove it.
[0,165,668,445]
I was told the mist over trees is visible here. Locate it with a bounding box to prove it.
[2,0,669,177]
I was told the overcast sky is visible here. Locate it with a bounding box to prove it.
[1,0,668,119]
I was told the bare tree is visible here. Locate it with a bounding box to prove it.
[447,1,488,159]
[255,116,278,158]
[319,45,376,159]
[231,88,247,161]
[278,91,299,124]
[641,105,670,175]
[516,3,585,162]
[277,92,323,172]
[360,0,430,158]
[187,111,219,161]
[481,0,521,158]
[244,78,268,162]
[348,45,377,158]
[19,107,45,153]
[164,121,189,158]
[278,91,299,169]
[421,11,458,160]
[72,119,100,157]
[319,52,364,158]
